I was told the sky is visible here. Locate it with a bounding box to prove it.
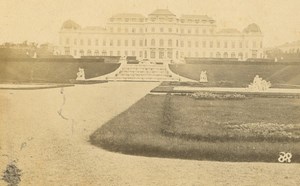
[1,0,300,47]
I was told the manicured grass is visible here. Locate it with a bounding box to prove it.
[169,64,300,87]
[90,94,300,163]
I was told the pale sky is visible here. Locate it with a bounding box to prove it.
[1,0,300,47]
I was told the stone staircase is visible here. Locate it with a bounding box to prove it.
[107,64,180,82]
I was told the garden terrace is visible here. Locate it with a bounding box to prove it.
[90,94,300,163]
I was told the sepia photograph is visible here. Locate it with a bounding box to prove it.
[0,0,300,185]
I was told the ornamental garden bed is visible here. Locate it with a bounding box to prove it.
[90,94,300,163]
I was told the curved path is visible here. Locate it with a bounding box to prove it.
[0,82,299,186]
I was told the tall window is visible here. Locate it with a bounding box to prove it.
[132,40,135,46]
[139,40,143,46]
[80,50,84,56]
[167,49,172,58]
[95,39,99,46]
[65,38,69,45]
[103,40,106,46]
[110,40,113,46]
[159,49,164,59]
[168,39,172,47]
[217,41,220,48]
[117,40,121,46]
[74,39,77,45]
[202,41,206,48]
[195,41,199,47]
[180,41,184,47]
[159,39,164,47]
[87,50,91,55]
[168,28,172,32]
[188,41,191,47]
[210,41,213,48]
[224,41,228,48]
[223,52,228,58]
[160,27,164,32]
[231,52,236,58]
[216,52,221,58]
[94,50,99,56]
[139,51,143,58]
[125,40,128,46]
[151,39,155,46]
[253,41,257,48]
[80,39,84,46]
[239,41,243,48]
[88,39,91,46]
[231,41,235,48]
[150,49,155,58]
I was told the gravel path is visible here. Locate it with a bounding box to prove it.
[0,82,299,186]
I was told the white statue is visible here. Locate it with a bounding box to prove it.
[248,75,271,91]
[76,68,85,80]
[200,71,208,83]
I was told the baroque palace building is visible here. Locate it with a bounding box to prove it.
[59,9,264,63]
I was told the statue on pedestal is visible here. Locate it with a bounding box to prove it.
[248,75,271,91]
[76,68,85,80]
[200,71,208,83]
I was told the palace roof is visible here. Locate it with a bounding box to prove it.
[149,9,175,16]
[243,23,261,33]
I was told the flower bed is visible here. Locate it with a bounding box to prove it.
[190,92,246,100]
[225,122,300,140]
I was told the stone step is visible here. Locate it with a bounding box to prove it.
[118,72,170,76]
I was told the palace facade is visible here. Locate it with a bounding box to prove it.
[58,9,263,63]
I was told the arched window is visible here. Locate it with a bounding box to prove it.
[238,52,243,60]
[223,52,228,58]
[80,50,84,56]
[94,50,99,56]
[87,50,92,56]
[159,39,164,47]
[151,39,155,46]
[231,52,236,58]
[216,52,221,58]
[168,39,172,47]
[102,50,107,56]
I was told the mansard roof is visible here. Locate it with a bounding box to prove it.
[149,9,175,16]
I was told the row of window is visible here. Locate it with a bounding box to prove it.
[64,38,262,49]
[108,27,214,34]
[65,48,261,59]
[109,17,214,24]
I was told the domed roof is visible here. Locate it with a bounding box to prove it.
[243,23,261,33]
[61,20,81,30]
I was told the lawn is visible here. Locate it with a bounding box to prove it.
[90,94,300,163]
